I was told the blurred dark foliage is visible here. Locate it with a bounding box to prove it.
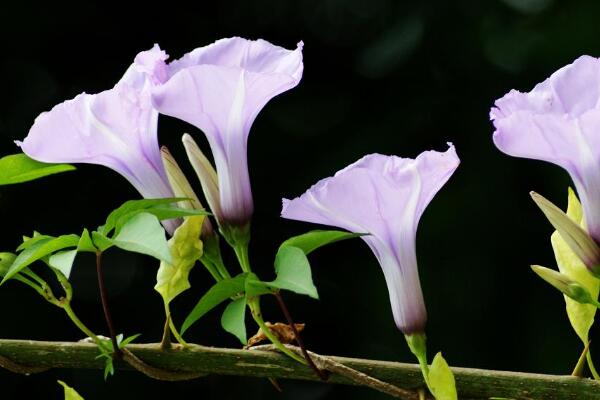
[0,0,598,398]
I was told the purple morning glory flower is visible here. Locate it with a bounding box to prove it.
[18,45,177,233]
[281,145,460,334]
[491,55,600,243]
[151,37,304,227]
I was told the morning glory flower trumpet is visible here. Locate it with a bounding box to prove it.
[17,45,176,232]
[281,144,460,334]
[151,37,304,228]
[491,55,600,244]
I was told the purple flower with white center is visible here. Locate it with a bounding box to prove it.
[17,45,177,233]
[151,37,304,227]
[491,55,600,243]
[281,145,460,334]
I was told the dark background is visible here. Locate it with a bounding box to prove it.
[0,0,596,398]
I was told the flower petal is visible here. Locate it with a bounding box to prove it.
[282,145,459,333]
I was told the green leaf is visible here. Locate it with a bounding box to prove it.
[0,153,75,185]
[551,188,600,343]
[57,380,85,400]
[155,216,204,305]
[0,253,16,277]
[181,273,247,335]
[101,197,186,236]
[2,234,80,283]
[111,212,172,264]
[245,272,275,298]
[221,297,247,345]
[428,352,457,400]
[270,246,319,299]
[48,250,78,278]
[281,230,365,255]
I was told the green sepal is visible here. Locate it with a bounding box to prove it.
[0,153,75,185]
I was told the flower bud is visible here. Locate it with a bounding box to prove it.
[531,191,600,276]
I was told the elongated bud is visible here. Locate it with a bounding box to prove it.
[531,265,597,305]
[161,146,203,211]
[182,134,223,224]
[531,191,600,275]
[161,145,215,238]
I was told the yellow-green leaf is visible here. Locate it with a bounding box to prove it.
[551,188,600,343]
[428,352,457,400]
[57,380,85,400]
[154,216,204,305]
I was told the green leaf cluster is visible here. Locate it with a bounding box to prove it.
[182,230,361,345]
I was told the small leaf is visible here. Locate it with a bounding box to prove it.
[270,246,318,299]
[281,230,365,255]
[181,273,247,335]
[551,188,600,343]
[111,213,172,264]
[221,297,247,345]
[104,359,114,380]
[155,216,204,305]
[0,253,16,277]
[119,333,141,348]
[57,380,85,400]
[101,197,186,236]
[429,352,458,400]
[0,153,75,185]
[2,234,80,283]
[48,250,78,278]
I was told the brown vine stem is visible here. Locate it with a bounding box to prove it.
[273,291,329,381]
[96,251,120,358]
